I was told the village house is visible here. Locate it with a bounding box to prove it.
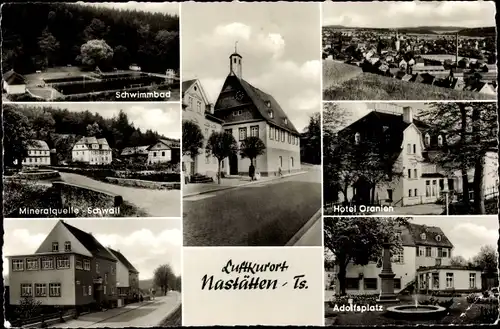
[147,139,180,164]
[335,104,497,207]
[211,50,302,176]
[6,220,124,308]
[2,70,27,95]
[120,146,150,158]
[107,248,140,305]
[18,140,51,166]
[72,137,112,165]
[326,223,483,296]
[182,79,224,180]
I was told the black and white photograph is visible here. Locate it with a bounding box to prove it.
[322,1,497,100]
[324,216,499,326]
[3,103,181,218]
[1,2,180,102]
[3,219,182,328]
[181,2,322,247]
[323,102,498,216]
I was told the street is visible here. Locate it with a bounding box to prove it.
[183,166,322,246]
[59,172,181,217]
[49,292,181,328]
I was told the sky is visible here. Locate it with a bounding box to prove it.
[182,2,321,133]
[42,103,181,140]
[78,1,179,16]
[322,1,496,28]
[324,216,498,261]
[3,219,182,280]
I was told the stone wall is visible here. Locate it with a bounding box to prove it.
[105,177,181,190]
[52,182,123,217]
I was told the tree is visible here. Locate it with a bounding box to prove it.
[79,39,114,70]
[302,112,321,165]
[419,103,498,214]
[450,255,468,266]
[86,122,102,137]
[38,28,59,68]
[153,264,176,295]
[472,245,498,273]
[324,217,409,295]
[205,132,238,184]
[113,45,130,70]
[83,18,109,41]
[182,121,204,160]
[3,106,35,168]
[15,297,42,326]
[240,136,266,168]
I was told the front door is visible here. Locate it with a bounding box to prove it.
[229,154,238,175]
[387,189,393,202]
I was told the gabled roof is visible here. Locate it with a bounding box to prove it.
[60,221,116,261]
[121,146,150,156]
[182,79,196,95]
[148,138,180,150]
[406,223,454,248]
[108,247,139,274]
[3,70,26,85]
[216,75,300,135]
[28,139,50,151]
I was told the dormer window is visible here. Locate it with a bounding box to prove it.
[284,118,288,125]
[265,101,271,108]
[420,233,426,240]
[435,235,441,242]
[424,133,430,146]
[268,110,274,118]
[354,132,361,145]
[52,242,59,252]
[437,135,443,146]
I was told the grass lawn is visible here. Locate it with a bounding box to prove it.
[325,295,498,325]
[323,71,496,100]
[323,60,363,89]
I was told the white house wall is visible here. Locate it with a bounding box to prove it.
[35,221,93,257]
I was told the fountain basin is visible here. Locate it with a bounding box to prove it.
[385,305,446,320]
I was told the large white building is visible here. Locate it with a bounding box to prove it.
[19,140,51,166]
[147,139,180,164]
[325,223,483,298]
[335,104,498,207]
[72,137,112,165]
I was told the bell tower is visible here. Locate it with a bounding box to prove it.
[229,41,242,78]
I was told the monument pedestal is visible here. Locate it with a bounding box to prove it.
[376,240,400,303]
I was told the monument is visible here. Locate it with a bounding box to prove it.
[376,238,400,303]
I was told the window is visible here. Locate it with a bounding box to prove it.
[233,110,242,116]
[35,284,47,297]
[438,135,443,146]
[414,188,418,197]
[355,132,361,145]
[274,128,279,140]
[346,278,360,290]
[284,118,288,125]
[413,144,416,154]
[394,278,401,290]
[392,251,404,264]
[407,143,411,154]
[446,273,454,288]
[432,180,437,196]
[104,286,107,295]
[279,156,283,167]
[111,266,115,275]
[288,133,292,144]
[197,101,201,113]
[408,169,411,178]
[153,152,157,157]
[469,273,476,288]
[105,273,108,284]
[239,127,247,141]
[96,263,100,274]
[84,260,91,271]
[425,247,431,257]
[64,241,71,252]
[291,157,294,168]
[268,110,274,118]
[57,257,70,269]
[49,283,61,297]
[426,180,431,197]
[408,189,412,197]
[425,133,430,146]
[26,258,39,270]
[364,278,377,290]
[281,130,285,142]
[269,127,274,140]
[42,258,54,270]
[435,235,441,242]
[395,231,402,240]
[188,97,193,108]
[162,151,165,157]
[83,286,87,296]
[21,284,33,297]
[419,274,426,289]
[418,247,424,257]
[76,260,83,270]
[414,169,417,178]
[12,259,24,271]
[52,242,59,252]
[420,233,426,240]
[88,286,92,296]
[432,273,440,289]
[111,287,115,295]
[250,126,259,138]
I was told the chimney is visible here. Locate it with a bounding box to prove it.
[402,106,413,123]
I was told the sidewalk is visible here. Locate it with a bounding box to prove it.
[183,171,307,197]
[286,209,322,246]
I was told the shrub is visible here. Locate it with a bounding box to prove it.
[467,293,480,304]
[475,304,499,324]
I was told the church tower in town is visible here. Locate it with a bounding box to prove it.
[229,42,242,78]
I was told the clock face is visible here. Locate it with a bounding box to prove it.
[234,90,244,101]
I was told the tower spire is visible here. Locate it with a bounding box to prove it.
[235,41,238,53]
